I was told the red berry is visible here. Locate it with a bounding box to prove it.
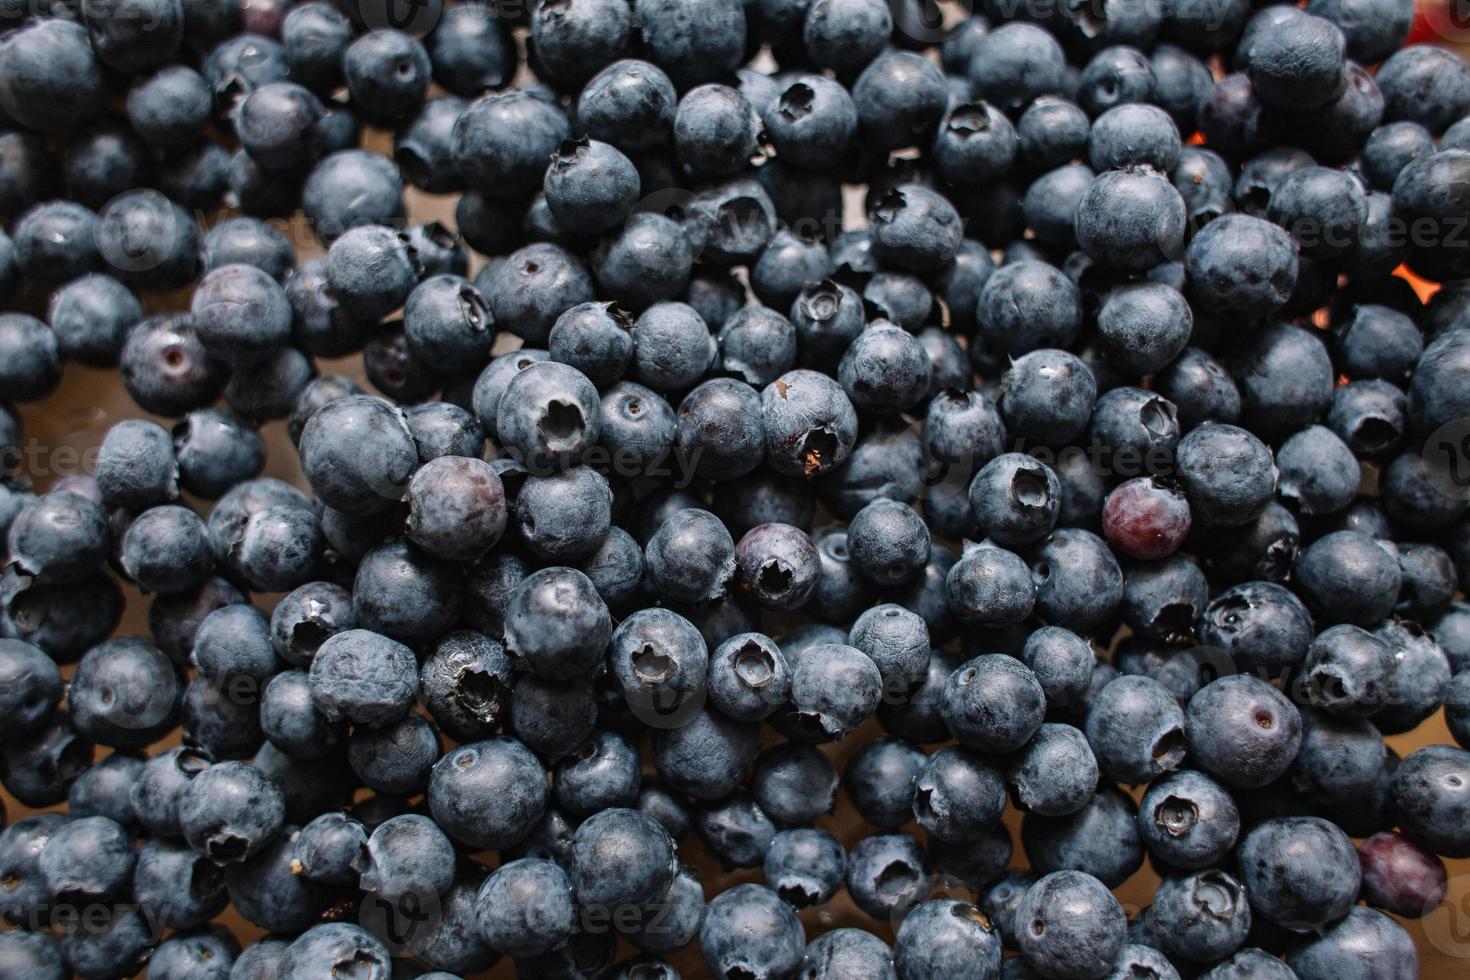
[241,0,289,38]
[1102,477,1191,560]
[1358,831,1448,918]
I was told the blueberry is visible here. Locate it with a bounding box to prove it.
[1092,104,1180,178]
[909,744,1004,844]
[229,938,291,980]
[790,280,866,371]
[259,670,337,762]
[1237,816,1361,931]
[1187,674,1302,789]
[752,236,832,320]
[1382,449,1470,530]
[0,20,107,134]
[1392,743,1470,858]
[994,349,1092,447]
[1027,528,1125,635]
[629,301,716,393]
[121,504,215,597]
[969,23,1066,111]
[762,369,860,478]
[676,378,767,482]
[1015,870,1127,980]
[672,83,758,181]
[763,76,858,173]
[277,924,391,980]
[67,752,143,829]
[1082,675,1185,786]
[347,710,439,796]
[406,400,485,463]
[848,500,932,590]
[177,760,284,864]
[69,635,181,750]
[1377,44,1470,134]
[130,746,210,838]
[0,313,60,404]
[1136,769,1240,872]
[1185,213,1298,321]
[452,89,571,201]
[570,805,677,912]
[404,456,505,562]
[700,882,804,979]
[803,0,892,74]
[629,506,732,606]
[428,738,548,850]
[302,150,404,243]
[1152,869,1252,963]
[635,0,746,90]
[234,81,325,177]
[529,0,632,87]
[1076,167,1186,271]
[6,491,110,586]
[783,642,883,741]
[940,542,1033,630]
[40,275,135,371]
[352,539,461,641]
[976,260,1083,356]
[307,628,418,728]
[1286,906,1418,979]
[764,827,845,908]
[892,899,1001,978]
[1174,422,1277,529]
[279,2,351,95]
[541,138,641,235]
[299,395,417,516]
[427,4,517,96]
[842,742,930,841]
[1409,326,1470,437]
[400,275,493,375]
[939,653,1045,754]
[1077,45,1157,116]
[1015,98,1089,174]
[980,876,1044,961]
[1022,782,1144,888]
[324,225,419,323]
[357,811,456,909]
[148,927,240,980]
[731,522,818,611]
[133,837,229,931]
[845,831,928,920]
[56,904,153,980]
[1294,530,1402,626]
[838,323,933,415]
[869,184,963,274]
[36,814,134,904]
[1023,163,1094,252]
[473,856,575,957]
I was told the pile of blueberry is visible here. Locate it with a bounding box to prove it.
[2,0,1470,977]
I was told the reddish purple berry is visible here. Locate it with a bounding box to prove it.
[1358,830,1448,918]
[1102,477,1192,561]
